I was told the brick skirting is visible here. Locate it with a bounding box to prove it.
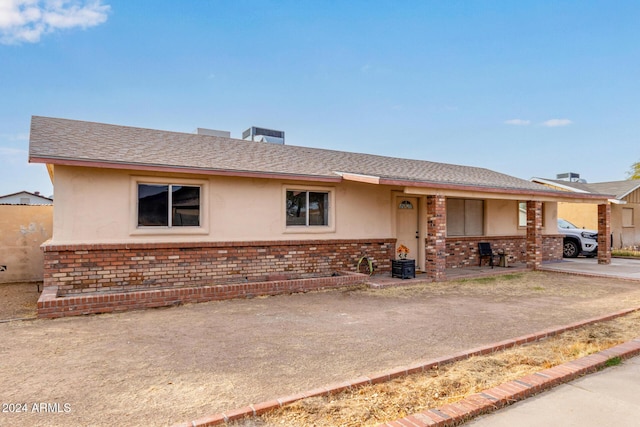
[37,271,367,319]
[42,238,394,295]
[445,235,563,269]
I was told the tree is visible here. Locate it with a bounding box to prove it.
[627,161,640,179]
[629,161,640,180]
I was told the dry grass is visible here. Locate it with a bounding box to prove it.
[612,248,640,258]
[238,311,640,427]
[367,271,614,300]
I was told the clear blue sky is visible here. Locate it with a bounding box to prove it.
[1,0,639,197]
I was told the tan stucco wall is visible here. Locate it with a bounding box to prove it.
[0,205,53,283]
[52,166,394,244]
[485,199,557,236]
[51,166,560,249]
[613,203,640,248]
[558,202,598,230]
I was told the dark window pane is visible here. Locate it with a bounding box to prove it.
[309,192,328,225]
[286,191,307,226]
[172,186,200,226]
[138,184,169,226]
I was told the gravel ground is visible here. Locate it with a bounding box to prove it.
[0,271,639,426]
[0,282,39,320]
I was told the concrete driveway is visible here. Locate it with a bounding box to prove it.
[539,257,640,280]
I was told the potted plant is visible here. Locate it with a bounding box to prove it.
[397,244,410,260]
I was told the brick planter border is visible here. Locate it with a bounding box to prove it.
[173,306,640,427]
[37,271,367,319]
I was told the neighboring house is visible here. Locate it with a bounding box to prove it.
[0,191,53,283]
[0,190,52,205]
[28,117,612,315]
[0,204,53,283]
[531,177,640,249]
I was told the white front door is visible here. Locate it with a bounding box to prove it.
[396,196,419,262]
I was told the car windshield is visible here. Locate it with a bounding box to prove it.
[558,218,578,229]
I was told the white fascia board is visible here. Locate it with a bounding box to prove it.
[334,171,380,184]
[530,177,590,193]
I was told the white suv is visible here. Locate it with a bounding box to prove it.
[557,218,598,258]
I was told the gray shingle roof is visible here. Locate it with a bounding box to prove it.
[534,178,640,200]
[29,116,581,195]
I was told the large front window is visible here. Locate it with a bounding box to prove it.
[286,190,329,226]
[446,198,484,236]
[138,184,200,227]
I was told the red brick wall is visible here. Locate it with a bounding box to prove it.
[598,203,611,265]
[526,201,543,269]
[42,239,395,295]
[37,272,366,319]
[426,195,447,281]
[542,234,564,262]
[445,235,563,269]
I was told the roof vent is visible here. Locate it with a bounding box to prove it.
[242,126,284,144]
[556,172,582,182]
[195,128,231,138]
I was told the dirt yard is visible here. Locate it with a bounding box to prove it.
[1,271,640,426]
[0,282,39,319]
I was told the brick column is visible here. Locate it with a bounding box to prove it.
[426,195,447,281]
[597,203,611,265]
[526,201,542,269]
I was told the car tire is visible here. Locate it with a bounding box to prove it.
[563,240,580,258]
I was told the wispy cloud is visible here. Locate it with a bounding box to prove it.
[0,0,110,45]
[542,118,573,127]
[0,146,26,155]
[0,132,29,141]
[504,119,531,126]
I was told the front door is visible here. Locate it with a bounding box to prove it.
[396,196,419,262]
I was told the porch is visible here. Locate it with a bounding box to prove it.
[367,262,529,288]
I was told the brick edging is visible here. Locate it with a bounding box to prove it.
[37,272,367,319]
[172,306,640,427]
[381,337,640,427]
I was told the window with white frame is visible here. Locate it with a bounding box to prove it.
[446,198,484,236]
[286,190,329,226]
[623,208,634,227]
[518,202,527,227]
[137,183,200,227]
[518,201,546,227]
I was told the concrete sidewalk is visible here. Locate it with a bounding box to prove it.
[540,257,640,280]
[466,355,640,427]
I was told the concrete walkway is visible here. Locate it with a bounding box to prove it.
[540,257,640,280]
[463,257,640,427]
[466,355,640,427]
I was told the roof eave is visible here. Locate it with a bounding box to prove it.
[618,183,640,200]
[379,178,613,202]
[28,156,343,183]
[530,177,591,193]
